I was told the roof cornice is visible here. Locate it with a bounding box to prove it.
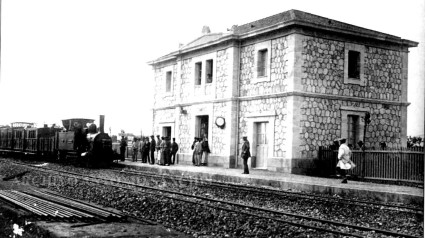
[148,10,418,66]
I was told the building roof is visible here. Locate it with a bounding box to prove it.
[148,9,418,65]
[181,33,227,50]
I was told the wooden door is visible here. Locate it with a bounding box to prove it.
[255,122,268,168]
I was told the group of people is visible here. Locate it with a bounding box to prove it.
[119,135,179,166]
[119,135,355,183]
[191,136,211,166]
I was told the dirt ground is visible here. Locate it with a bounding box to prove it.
[36,221,186,238]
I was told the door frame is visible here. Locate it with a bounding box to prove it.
[254,121,269,169]
[246,112,275,170]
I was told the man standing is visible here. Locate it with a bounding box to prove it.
[139,137,145,162]
[191,137,197,165]
[194,137,203,166]
[201,137,210,166]
[241,136,251,174]
[156,135,162,164]
[164,137,172,166]
[119,136,127,161]
[132,138,140,162]
[336,138,355,183]
[171,138,179,165]
[149,135,156,165]
[142,137,150,163]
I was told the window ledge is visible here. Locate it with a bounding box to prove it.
[345,77,365,86]
[163,91,173,97]
[252,76,270,84]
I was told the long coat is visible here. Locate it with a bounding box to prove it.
[241,140,251,159]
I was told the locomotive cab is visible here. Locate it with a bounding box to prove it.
[58,116,114,167]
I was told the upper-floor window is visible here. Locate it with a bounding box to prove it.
[344,43,365,86]
[348,51,360,79]
[257,49,268,77]
[195,62,202,85]
[206,59,213,83]
[253,40,271,83]
[165,71,172,92]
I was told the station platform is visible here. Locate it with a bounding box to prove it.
[117,158,424,206]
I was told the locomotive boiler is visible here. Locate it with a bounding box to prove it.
[58,115,115,167]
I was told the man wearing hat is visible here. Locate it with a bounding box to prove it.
[171,138,179,165]
[191,137,198,165]
[241,136,251,174]
[164,136,172,166]
[336,138,355,183]
[149,135,156,165]
[194,137,203,166]
[119,136,127,161]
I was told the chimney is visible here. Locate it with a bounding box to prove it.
[99,115,105,133]
[202,26,211,35]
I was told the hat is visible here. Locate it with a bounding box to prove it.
[242,136,247,139]
[338,137,346,141]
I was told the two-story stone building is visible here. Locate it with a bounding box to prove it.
[148,10,418,174]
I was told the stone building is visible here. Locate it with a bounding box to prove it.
[148,10,418,174]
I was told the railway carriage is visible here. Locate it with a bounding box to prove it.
[0,126,12,150]
[0,122,34,156]
[0,115,116,167]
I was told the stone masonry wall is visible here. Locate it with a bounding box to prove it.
[298,97,403,158]
[212,102,230,155]
[154,64,178,108]
[301,37,403,100]
[299,36,405,156]
[238,97,288,159]
[180,58,192,103]
[153,109,175,135]
[215,49,230,99]
[177,106,192,154]
[239,36,289,96]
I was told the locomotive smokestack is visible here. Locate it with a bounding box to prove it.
[99,115,105,133]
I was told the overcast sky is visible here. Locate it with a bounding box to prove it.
[0,0,424,137]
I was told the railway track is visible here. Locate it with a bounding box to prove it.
[4,160,422,238]
[0,189,123,222]
[113,168,423,213]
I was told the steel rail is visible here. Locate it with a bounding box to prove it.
[0,191,70,218]
[26,190,116,218]
[9,190,95,218]
[4,191,81,218]
[14,162,420,238]
[116,168,423,213]
[0,192,48,216]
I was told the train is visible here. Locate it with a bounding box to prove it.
[0,115,117,167]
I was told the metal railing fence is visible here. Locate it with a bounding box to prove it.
[318,146,424,183]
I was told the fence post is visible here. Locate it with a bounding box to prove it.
[361,147,366,178]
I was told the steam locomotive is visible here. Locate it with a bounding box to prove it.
[0,115,116,167]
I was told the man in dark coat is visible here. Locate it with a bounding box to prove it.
[149,135,156,165]
[171,138,179,165]
[241,136,250,174]
[119,136,127,161]
[191,137,197,165]
[201,137,210,166]
[142,137,150,163]
[164,137,172,166]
